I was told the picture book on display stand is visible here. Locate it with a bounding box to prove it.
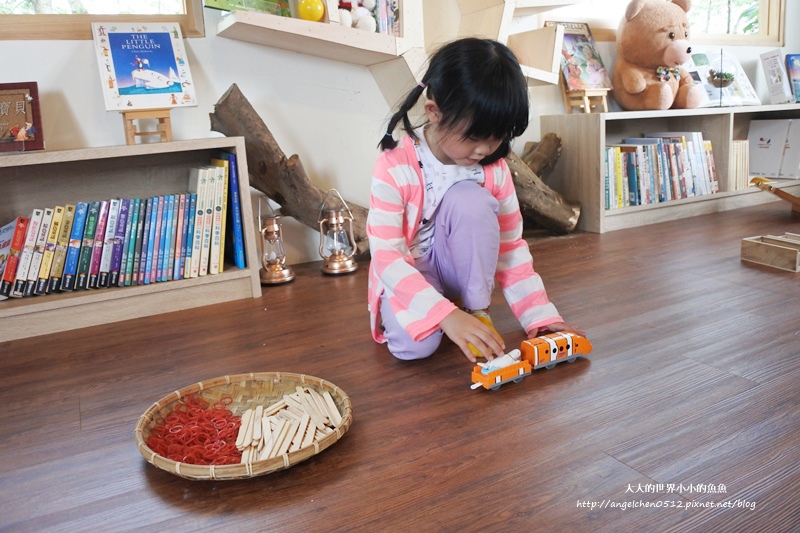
[544,21,612,93]
[759,49,794,105]
[684,49,760,107]
[91,22,197,112]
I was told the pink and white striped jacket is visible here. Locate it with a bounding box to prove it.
[367,135,562,344]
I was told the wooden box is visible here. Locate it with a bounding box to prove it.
[741,233,800,272]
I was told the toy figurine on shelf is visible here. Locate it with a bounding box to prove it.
[470,332,592,390]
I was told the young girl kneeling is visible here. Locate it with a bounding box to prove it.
[367,38,583,363]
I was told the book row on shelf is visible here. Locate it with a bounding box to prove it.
[605,132,720,211]
[0,152,247,302]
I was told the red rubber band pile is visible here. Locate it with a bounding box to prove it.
[145,394,242,465]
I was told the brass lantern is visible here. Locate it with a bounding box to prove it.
[318,189,358,275]
[258,196,295,285]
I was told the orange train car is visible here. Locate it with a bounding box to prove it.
[471,332,592,390]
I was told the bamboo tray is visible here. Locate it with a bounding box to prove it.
[134,372,352,480]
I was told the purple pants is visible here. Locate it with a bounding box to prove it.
[380,181,500,360]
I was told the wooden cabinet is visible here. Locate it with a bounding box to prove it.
[0,137,261,342]
[540,104,800,233]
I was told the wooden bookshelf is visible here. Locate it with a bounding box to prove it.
[0,137,261,342]
[541,104,800,233]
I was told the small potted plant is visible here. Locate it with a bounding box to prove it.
[708,69,735,88]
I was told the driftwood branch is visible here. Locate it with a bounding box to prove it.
[521,134,562,181]
[210,84,371,253]
[506,140,581,233]
[209,84,581,257]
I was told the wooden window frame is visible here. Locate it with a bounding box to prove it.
[549,0,785,47]
[0,0,204,40]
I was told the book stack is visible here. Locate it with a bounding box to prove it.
[604,131,719,210]
[0,152,247,301]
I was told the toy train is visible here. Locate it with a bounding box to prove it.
[470,332,592,390]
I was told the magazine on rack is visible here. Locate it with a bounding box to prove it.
[544,21,612,92]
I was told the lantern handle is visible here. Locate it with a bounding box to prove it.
[318,188,354,221]
[258,194,279,225]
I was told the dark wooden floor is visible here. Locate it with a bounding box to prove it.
[1,201,799,532]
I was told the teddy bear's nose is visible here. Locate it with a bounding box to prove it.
[687,46,692,54]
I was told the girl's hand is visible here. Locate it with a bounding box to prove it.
[528,321,586,339]
[440,308,505,363]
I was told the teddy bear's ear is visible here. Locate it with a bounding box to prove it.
[624,0,648,21]
[671,0,692,12]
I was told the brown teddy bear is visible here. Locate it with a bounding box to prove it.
[611,0,705,110]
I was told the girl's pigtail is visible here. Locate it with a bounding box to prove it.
[379,83,426,151]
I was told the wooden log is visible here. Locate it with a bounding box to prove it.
[506,150,581,233]
[521,133,562,180]
[210,84,371,254]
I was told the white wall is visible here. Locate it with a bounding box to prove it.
[2,4,798,264]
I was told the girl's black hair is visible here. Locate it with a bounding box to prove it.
[379,37,529,165]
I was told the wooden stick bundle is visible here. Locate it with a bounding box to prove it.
[235,386,343,464]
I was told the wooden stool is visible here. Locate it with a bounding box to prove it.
[561,78,609,114]
[121,108,173,145]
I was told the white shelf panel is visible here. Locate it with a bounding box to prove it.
[216,10,406,66]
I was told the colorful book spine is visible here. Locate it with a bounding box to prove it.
[143,196,158,285]
[115,199,132,287]
[0,217,29,298]
[182,193,196,279]
[208,166,225,275]
[218,162,228,273]
[61,202,89,292]
[75,201,100,291]
[225,152,246,269]
[704,140,720,194]
[88,200,109,289]
[97,198,120,287]
[625,150,639,206]
[152,195,165,283]
[211,157,230,273]
[12,208,44,297]
[0,217,30,300]
[136,197,153,285]
[34,205,65,295]
[162,194,175,282]
[172,194,186,280]
[109,198,129,287]
[25,207,54,297]
[127,198,144,286]
[0,219,18,301]
[199,169,216,276]
[47,204,76,293]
